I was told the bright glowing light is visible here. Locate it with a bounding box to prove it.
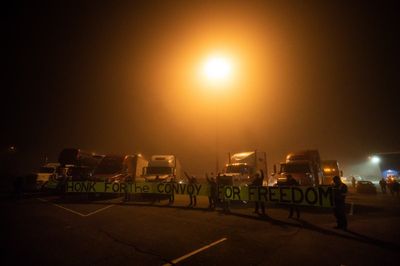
[370,156,380,164]
[202,55,233,82]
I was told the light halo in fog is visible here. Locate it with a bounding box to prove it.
[202,55,233,81]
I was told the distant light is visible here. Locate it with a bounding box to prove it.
[370,156,380,164]
[8,146,16,153]
[203,55,233,81]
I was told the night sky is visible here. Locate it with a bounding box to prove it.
[3,1,399,176]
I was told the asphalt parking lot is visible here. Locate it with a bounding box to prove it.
[2,189,400,266]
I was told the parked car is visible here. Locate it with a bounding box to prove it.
[356,181,377,194]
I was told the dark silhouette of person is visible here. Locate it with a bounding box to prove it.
[351,176,356,188]
[287,174,300,219]
[168,176,175,204]
[333,175,348,230]
[216,173,222,203]
[184,172,197,207]
[251,170,266,216]
[216,172,231,212]
[392,181,399,197]
[206,173,217,209]
[379,178,387,194]
[387,178,395,195]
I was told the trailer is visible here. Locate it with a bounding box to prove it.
[92,154,148,182]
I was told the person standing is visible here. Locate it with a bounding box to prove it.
[387,178,395,195]
[184,172,197,207]
[216,173,231,213]
[351,176,356,189]
[392,180,399,197]
[333,175,348,230]
[287,175,300,219]
[206,173,217,209]
[379,178,387,194]
[252,170,266,216]
[168,176,175,204]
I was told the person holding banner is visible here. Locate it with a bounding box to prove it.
[287,175,300,219]
[185,172,197,208]
[333,175,348,230]
[252,170,266,216]
[168,176,175,204]
[206,173,217,209]
[379,178,387,194]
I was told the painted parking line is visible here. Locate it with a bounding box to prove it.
[84,205,114,216]
[37,198,114,217]
[163,237,227,266]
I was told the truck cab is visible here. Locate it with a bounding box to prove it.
[221,162,254,186]
[278,161,315,185]
[142,155,182,182]
[220,151,268,186]
[276,150,323,186]
[321,160,341,185]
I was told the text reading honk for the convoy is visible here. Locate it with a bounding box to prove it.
[67,181,206,196]
[66,181,334,207]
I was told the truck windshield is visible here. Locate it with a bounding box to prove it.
[94,157,123,174]
[282,164,311,173]
[225,165,250,174]
[39,167,55,173]
[145,167,173,175]
[323,168,338,174]
[67,167,89,176]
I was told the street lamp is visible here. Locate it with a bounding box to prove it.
[370,156,380,164]
[203,56,233,82]
[201,54,234,173]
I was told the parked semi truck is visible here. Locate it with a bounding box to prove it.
[58,148,101,169]
[41,149,103,189]
[142,155,182,182]
[92,154,148,182]
[218,151,268,186]
[54,148,103,182]
[276,150,323,186]
[321,160,341,185]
